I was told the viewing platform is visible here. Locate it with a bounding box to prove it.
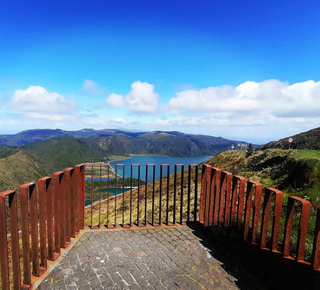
[1,163,320,289]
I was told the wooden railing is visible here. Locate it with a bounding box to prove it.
[0,165,85,290]
[0,163,320,289]
[200,164,320,289]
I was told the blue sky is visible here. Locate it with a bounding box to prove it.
[1,0,320,143]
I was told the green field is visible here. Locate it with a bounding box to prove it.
[293,149,320,160]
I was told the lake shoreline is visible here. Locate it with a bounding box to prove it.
[109,155,212,182]
[109,154,213,164]
[84,154,213,179]
[85,187,135,208]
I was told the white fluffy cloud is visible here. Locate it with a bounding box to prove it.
[11,86,76,113]
[81,79,105,94]
[167,79,320,118]
[106,81,159,113]
[125,81,158,112]
[5,79,320,143]
[106,93,125,108]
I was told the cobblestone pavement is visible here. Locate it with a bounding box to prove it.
[37,227,240,289]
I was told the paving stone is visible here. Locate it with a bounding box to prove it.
[102,277,114,288]
[37,227,244,289]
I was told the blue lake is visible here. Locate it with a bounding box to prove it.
[110,155,211,182]
[85,187,129,206]
[85,155,211,206]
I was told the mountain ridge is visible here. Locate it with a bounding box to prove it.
[0,128,245,147]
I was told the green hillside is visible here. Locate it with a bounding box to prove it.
[23,137,107,171]
[0,150,53,192]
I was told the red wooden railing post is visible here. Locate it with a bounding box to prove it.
[200,164,211,224]
[53,172,61,253]
[230,175,245,226]
[223,171,232,227]
[0,191,12,290]
[38,178,48,268]
[283,196,311,262]
[312,208,320,271]
[213,168,221,225]
[0,191,21,289]
[260,188,283,251]
[237,177,246,229]
[75,164,85,230]
[64,168,73,238]
[54,171,68,248]
[243,181,262,243]
[20,184,31,287]
[207,168,215,226]
[69,168,77,235]
[73,166,80,233]
[194,165,199,222]
[218,171,226,224]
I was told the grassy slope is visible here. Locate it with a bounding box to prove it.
[0,150,54,192]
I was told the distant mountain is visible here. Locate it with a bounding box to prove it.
[0,128,145,146]
[18,130,248,159]
[0,129,249,153]
[0,129,251,171]
[257,127,320,150]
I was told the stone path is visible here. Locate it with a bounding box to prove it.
[37,227,240,289]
